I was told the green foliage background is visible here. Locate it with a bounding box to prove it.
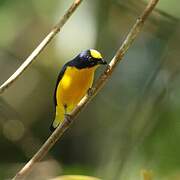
[0,0,180,179]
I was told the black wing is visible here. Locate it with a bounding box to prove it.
[53,64,67,106]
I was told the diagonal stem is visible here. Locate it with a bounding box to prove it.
[0,0,83,94]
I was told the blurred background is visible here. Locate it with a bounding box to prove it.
[0,0,180,179]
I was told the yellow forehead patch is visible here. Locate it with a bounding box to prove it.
[90,49,102,59]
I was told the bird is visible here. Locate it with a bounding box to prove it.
[50,49,107,131]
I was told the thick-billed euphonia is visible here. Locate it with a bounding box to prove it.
[50,49,106,131]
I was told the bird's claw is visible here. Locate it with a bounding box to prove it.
[87,88,94,96]
[65,114,72,123]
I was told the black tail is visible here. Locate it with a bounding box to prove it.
[49,123,56,132]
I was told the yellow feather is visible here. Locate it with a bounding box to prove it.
[52,106,64,129]
[53,66,97,128]
[90,49,102,59]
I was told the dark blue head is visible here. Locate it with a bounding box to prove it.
[68,49,107,69]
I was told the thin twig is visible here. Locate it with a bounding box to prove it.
[12,0,159,179]
[0,0,83,94]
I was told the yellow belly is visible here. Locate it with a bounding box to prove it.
[56,66,96,113]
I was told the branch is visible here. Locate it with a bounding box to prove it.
[12,0,159,179]
[0,0,83,94]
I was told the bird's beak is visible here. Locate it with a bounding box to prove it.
[99,58,107,65]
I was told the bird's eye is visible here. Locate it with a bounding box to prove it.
[87,56,92,61]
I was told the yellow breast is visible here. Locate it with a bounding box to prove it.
[56,66,96,112]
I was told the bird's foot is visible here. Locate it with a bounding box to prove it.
[65,114,72,124]
[87,88,94,96]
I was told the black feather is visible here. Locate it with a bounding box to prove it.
[51,50,104,132]
[53,50,101,105]
[50,123,55,132]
